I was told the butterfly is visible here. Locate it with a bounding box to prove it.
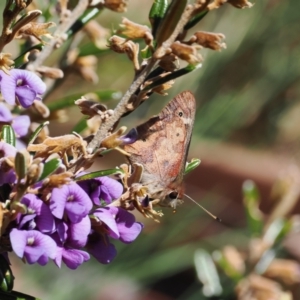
[124,91,196,208]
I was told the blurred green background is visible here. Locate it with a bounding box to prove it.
[2,0,300,299]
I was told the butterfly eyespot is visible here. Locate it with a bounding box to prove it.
[142,138,146,142]
[178,112,183,117]
[169,191,178,199]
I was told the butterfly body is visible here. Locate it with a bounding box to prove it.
[124,91,196,208]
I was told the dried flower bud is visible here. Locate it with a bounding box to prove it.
[187,31,226,51]
[33,100,50,118]
[108,36,140,70]
[264,259,300,286]
[84,20,110,49]
[75,97,108,118]
[74,55,99,84]
[208,0,253,10]
[0,53,14,74]
[236,274,285,300]
[159,53,179,72]
[15,21,55,42]
[152,80,174,96]
[28,134,87,159]
[36,66,64,79]
[170,41,202,65]
[228,0,253,8]
[42,172,73,189]
[223,245,245,275]
[100,0,128,12]
[119,18,153,47]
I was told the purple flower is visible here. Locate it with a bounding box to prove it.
[93,207,143,243]
[0,69,46,108]
[50,183,93,223]
[0,141,17,185]
[55,246,90,270]
[52,216,91,269]
[78,176,123,205]
[68,215,91,248]
[10,229,57,265]
[87,234,117,264]
[119,128,138,145]
[0,103,30,137]
[18,194,55,233]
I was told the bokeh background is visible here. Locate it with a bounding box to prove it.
[2,0,300,299]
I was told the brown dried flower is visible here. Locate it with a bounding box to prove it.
[84,20,110,49]
[236,274,290,300]
[119,18,153,47]
[74,55,99,84]
[0,53,14,74]
[170,41,203,65]
[208,0,253,10]
[15,21,55,42]
[108,36,140,70]
[187,31,226,51]
[264,259,300,286]
[36,66,64,79]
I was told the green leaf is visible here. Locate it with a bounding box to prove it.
[65,8,102,39]
[242,180,264,236]
[155,0,187,47]
[28,121,49,145]
[75,169,124,181]
[78,43,109,57]
[184,158,201,175]
[184,10,208,31]
[1,125,16,147]
[39,158,61,181]
[15,152,26,180]
[143,64,202,92]
[14,44,44,68]
[47,90,122,112]
[149,0,168,37]
[194,249,222,297]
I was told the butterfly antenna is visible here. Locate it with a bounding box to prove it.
[184,193,222,222]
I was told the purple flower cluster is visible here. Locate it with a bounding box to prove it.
[5,170,142,269]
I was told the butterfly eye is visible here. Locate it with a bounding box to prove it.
[178,112,183,117]
[168,191,178,199]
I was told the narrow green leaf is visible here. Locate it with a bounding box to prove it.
[1,125,16,147]
[28,121,49,145]
[75,169,124,181]
[184,10,208,31]
[143,64,201,92]
[39,158,61,181]
[14,44,44,68]
[184,158,201,175]
[155,0,187,47]
[15,152,26,180]
[47,90,122,112]
[149,0,168,37]
[194,249,222,297]
[243,180,264,236]
[65,8,102,39]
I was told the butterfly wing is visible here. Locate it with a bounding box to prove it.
[124,91,196,204]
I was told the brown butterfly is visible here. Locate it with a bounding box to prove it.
[124,91,196,208]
